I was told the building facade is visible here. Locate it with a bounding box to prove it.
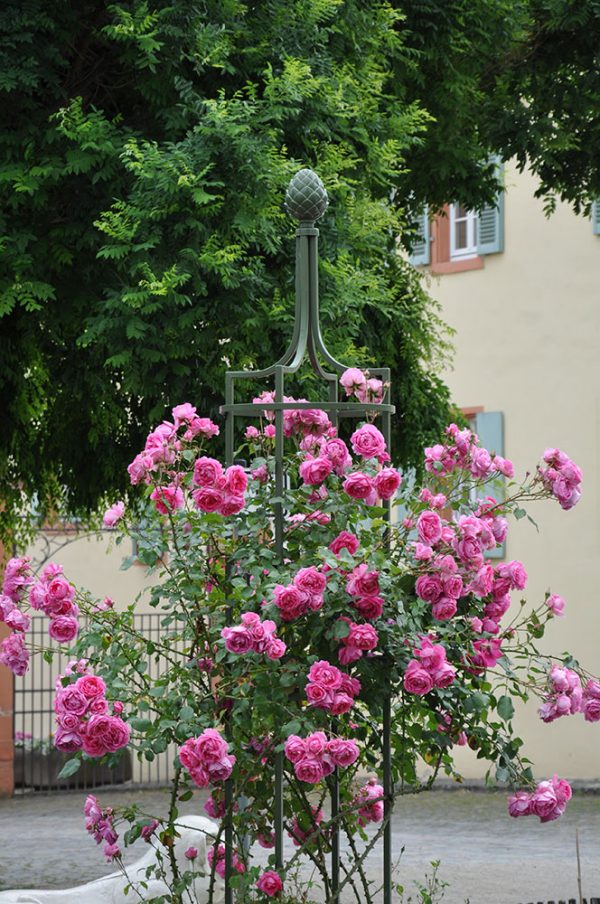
[417,161,600,780]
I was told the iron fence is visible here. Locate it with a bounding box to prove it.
[13,612,177,794]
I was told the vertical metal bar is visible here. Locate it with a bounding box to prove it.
[330,768,340,900]
[383,692,393,904]
[381,389,393,904]
[274,364,285,869]
[224,377,235,904]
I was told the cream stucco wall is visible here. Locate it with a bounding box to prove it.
[428,162,600,779]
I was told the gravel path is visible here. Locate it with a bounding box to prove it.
[0,788,598,902]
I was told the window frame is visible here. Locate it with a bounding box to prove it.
[449,204,479,261]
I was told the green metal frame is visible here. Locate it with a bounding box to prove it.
[220,169,395,904]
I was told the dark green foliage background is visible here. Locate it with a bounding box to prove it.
[1,0,599,541]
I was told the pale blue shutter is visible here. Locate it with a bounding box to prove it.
[477,159,505,255]
[409,206,430,265]
[592,200,600,235]
[475,411,506,559]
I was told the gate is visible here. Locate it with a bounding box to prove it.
[13,613,176,793]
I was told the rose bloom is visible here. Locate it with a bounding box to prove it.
[417,510,443,546]
[329,693,354,715]
[54,728,84,753]
[294,566,327,598]
[192,486,225,513]
[194,728,230,765]
[346,563,380,597]
[193,456,224,487]
[324,438,352,474]
[546,593,565,616]
[103,501,125,528]
[431,597,458,621]
[48,615,79,644]
[83,714,131,756]
[224,464,248,495]
[403,662,434,695]
[75,675,107,699]
[340,367,367,396]
[327,738,359,767]
[350,424,387,459]
[339,644,362,665]
[343,472,375,500]
[432,661,456,688]
[507,791,532,818]
[299,456,333,486]
[46,576,74,602]
[306,683,333,707]
[329,531,360,556]
[347,623,378,651]
[150,485,184,514]
[374,467,402,499]
[415,574,443,603]
[305,731,327,757]
[294,757,324,784]
[284,735,306,763]
[308,660,343,690]
[221,625,254,654]
[354,595,384,620]
[256,870,283,897]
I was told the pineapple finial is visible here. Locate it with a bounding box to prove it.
[285,169,328,223]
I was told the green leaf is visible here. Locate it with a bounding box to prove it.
[57,757,81,779]
[497,695,515,721]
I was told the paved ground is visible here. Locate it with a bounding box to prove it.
[0,787,598,903]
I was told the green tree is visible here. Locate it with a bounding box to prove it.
[1,1,599,542]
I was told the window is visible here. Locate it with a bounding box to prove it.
[449,204,478,260]
[409,157,505,272]
[592,200,600,235]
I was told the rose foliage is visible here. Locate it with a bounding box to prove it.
[1,370,597,903]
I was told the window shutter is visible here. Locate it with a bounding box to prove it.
[477,160,505,256]
[474,411,506,559]
[409,206,430,265]
[592,200,600,235]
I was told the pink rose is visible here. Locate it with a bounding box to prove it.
[343,472,375,500]
[299,456,333,485]
[192,486,225,513]
[305,731,327,757]
[327,738,359,767]
[350,424,386,460]
[256,870,283,897]
[193,456,224,487]
[284,735,306,763]
[353,596,384,619]
[329,531,360,556]
[347,623,378,651]
[54,728,84,752]
[195,728,229,765]
[306,683,333,707]
[5,609,30,632]
[329,693,354,715]
[308,660,343,690]
[273,584,308,621]
[417,511,443,546]
[346,563,380,597]
[266,637,286,660]
[150,485,184,514]
[76,675,106,699]
[294,567,327,598]
[324,438,352,474]
[403,662,434,695]
[224,465,248,495]
[546,593,565,616]
[48,616,79,644]
[219,494,245,516]
[507,791,532,818]
[56,686,89,716]
[46,576,74,603]
[431,597,457,621]
[442,573,463,600]
[340,368,367,396]
[84,714,130,755]
[295,757,324,784]
[374,467,402,499]
[207,755,235,783]
[221,625,254,654]
[171,402,196,425]
[415,574,443,604]
[103,501,125,528]
[432,661,456,688]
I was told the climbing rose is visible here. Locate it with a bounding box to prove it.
[256,871,284,897]
[350,424,387,459]
[103,501,125,527]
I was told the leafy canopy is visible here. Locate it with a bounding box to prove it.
[1,0,598,542]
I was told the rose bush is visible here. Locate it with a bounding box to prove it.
[0,368,597,903]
